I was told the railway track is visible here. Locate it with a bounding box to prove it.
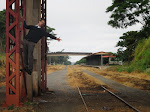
[76,85,141,112]
[71,66,141,112]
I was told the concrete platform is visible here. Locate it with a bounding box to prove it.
[33,67,83,112]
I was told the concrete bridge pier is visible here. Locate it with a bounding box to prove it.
[26,0,41,101]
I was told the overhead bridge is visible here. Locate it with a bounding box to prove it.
[47,52,92,56]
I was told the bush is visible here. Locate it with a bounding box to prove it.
[130,38,150,72]
[115,37,150,74]
[0,53,6,67]
[144,68,150,74]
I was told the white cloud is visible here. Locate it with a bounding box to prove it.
[47,0,142,62]
[0,0,6,11]
[0,0,142,62]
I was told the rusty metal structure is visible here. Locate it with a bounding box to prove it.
[5,0,47,106]
[5,0,26,106]
[41,0,47,92]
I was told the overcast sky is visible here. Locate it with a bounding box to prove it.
[0,0,142,62]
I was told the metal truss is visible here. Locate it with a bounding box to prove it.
[5,0,27,106]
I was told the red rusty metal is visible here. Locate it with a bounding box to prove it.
[20,0,27,99]
[41,0,47,92]
[5,0,26,107]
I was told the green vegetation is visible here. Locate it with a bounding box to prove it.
[116,37,150,74]
[107,0,150,62]
[0,9,6,52]
[0,53,5,67]
[47,56,71,65]
[131,37,150,73]
[8,104,15,110]
[0,53,5,83]
[24,101,35,106]
[106,0,150,29]
[116,31,145,62]
[106,0,150,74]
[75,58,86,65]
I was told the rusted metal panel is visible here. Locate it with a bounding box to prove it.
[5,0,26,107]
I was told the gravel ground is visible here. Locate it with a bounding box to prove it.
[83,70,150,112]
[0,86,5,105]
[33,66,84,112]
[1,67,150,112]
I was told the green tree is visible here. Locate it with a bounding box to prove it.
[115,48,128,62]
[106,0,150,62]
[64,61,71,65]
[106,0,150,29]
[46,26,56,36]
[46,26,57,52]
[47,56,71,65]
[116,31,143,62]
[0,10,6,52]
[75,58,86,65]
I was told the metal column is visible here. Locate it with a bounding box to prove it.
[5,0,26,106]
[41,0,47,92]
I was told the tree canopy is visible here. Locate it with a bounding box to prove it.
[0,9,6,52]
[47,56,71,65]
[106,0,150,62]
[106,0,150,29]
[75,58,86,65]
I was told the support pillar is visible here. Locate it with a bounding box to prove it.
[26,0,41,100]
[26,0,33,101]
[101,54,103,66]
[32,0,41,96]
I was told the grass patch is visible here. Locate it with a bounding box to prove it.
[113,65,134,73]
[67,66,105,88]
[7,104,15,110]
[47,65,65,74]
[0,53,6,67]
[0,53,6,84]
[67,65,115,92]
[128,38,150,74]
[111,37,150,74]
[0,101,35,112]
[79,65,150,92]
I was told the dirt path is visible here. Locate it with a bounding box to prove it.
[33,66,83,112]
[0,86,5,105]
[83,70,150,112]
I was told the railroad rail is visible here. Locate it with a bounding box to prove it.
[76,85,89,112]
[101,86,141,112]
[76,85,141,112]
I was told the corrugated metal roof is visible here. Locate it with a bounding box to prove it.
[84,51,115,58]
[102,55,116,58]
[93,51,111,55]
